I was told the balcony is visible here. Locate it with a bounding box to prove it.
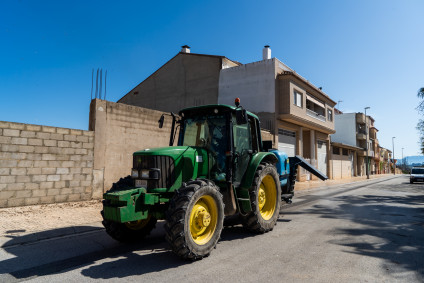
[357,149,374,157]
[356,132,367,140]
[357,150,367,157]
[306,108,326,122]
[356,113,366,124]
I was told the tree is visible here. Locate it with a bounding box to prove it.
[416,87,424,154]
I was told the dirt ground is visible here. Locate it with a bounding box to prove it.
[0,200,102,238]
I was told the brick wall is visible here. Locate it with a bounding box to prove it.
[0,121,96,208]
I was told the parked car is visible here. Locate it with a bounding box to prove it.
[410,167,424,183]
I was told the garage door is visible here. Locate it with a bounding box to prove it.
[317,140,327,176]
[278,129,296,157]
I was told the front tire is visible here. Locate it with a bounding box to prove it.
[165,179,224,260]
[242,163,281,233]
[102,215,157,243]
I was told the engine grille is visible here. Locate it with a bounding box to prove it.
[133,155,175,189]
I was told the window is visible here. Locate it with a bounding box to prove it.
[327,109,333,122]
[293,90,302,107]
[342,148,348,156]
[332,146,340,155]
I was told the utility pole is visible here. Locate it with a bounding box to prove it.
[365,107,370,179]
[338,100,343,112]
[392,137,396,175]
[401,147,404,172]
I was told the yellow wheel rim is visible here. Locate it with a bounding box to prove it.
[189,195,218,245]
[258,175,277,221]
[125,215,151,230]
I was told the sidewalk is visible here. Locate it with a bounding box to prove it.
[0,174,400,248]
[294,173,396,191]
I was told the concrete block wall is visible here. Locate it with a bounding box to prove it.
[90,99,172,193]
[0,121,96,208]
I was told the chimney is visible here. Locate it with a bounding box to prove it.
[263,45,271,60]
[181,45,191,53]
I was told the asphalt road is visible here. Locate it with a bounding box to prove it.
[0,175,423,282]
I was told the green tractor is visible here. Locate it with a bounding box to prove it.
[101,99,327,260]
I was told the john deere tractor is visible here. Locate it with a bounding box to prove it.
[101,99,327,260]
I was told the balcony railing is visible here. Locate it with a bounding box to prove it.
[306,108,326,122]
[356,132,366,140]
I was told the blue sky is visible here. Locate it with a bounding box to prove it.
[1,0,423,157]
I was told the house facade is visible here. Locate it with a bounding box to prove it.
[218,51,336,180]
[118,46,337,181]
[331,112,380,177]
[118,47,240,112]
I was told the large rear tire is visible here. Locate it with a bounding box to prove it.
[165,179,224,260]
[241,163,281,233]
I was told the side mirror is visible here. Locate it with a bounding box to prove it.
[236,109,248,125]
[158,114,164,128]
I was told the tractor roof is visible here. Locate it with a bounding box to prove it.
[179,104,259,120]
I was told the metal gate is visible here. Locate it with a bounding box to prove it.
[278,129,296,157]
[317,140,327,176]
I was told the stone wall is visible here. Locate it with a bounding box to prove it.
[0,121,96,208]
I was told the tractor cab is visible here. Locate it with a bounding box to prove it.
[176,103,261,187]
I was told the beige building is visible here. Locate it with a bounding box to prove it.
[331,112,387,178]
[275,71,336,180]
[330,142,362,180]
[119,47,240,112]
[119,46,337,181]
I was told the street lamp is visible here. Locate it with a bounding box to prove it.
[392,137,396,175]
[365,107,370,179]
[402,147,404,171]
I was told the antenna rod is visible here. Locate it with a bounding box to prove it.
[104,70,107,100]
[95,68,99,99]
[99,68,103,100]
[90,69,93,100]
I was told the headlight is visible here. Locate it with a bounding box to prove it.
[141,169,150,179]
[131,169,139,178]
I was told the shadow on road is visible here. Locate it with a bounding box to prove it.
[0,220,257,280]
[285,181,424,279]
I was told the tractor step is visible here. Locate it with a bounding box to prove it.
[281,194,293,204]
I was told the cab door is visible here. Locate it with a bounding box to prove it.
[232,116,259,185]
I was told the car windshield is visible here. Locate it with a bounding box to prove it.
[411,168,424,174]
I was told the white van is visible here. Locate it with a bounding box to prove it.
[410,167,424,184]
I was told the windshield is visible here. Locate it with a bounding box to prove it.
[179,114,227,177]
[411,168,424,174]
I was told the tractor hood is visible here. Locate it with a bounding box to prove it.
[133,146,211,188]
[134,146,203,161]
